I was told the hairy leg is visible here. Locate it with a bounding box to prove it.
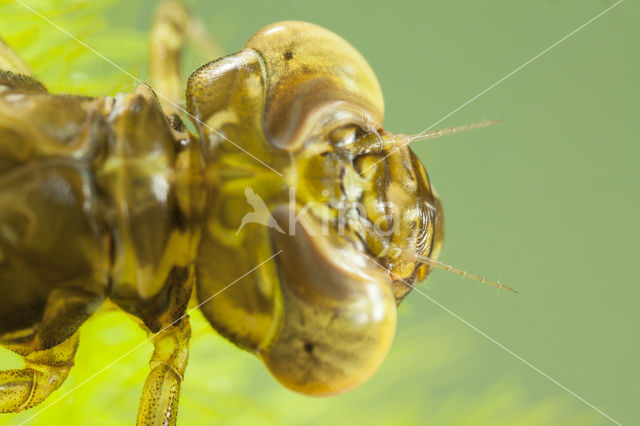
[150,0,223,117]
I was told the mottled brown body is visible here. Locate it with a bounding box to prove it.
[0,2,444,424]
[0,77,198,346]
[0,69,201,421]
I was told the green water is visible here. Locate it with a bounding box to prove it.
[0,0,637,424]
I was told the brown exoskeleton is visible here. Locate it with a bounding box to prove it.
[0,1,512,424]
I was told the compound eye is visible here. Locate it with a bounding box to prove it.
[245,21,384,151]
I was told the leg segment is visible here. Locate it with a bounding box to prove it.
[136,317,191,426]
[0,37,32,76]
[150,0,223,116]
[0,333,78,413]
[0,37,45,92]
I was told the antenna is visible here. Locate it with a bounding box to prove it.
[396,119,503,147]
[418,255,518,294]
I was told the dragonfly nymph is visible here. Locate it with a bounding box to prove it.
[0,2,510,424]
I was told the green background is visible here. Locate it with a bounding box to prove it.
[0,0,637,424]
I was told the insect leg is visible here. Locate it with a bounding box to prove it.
[136,317,191,426]
[0,37,46,92]
[0,37,32,76]
[150,1,223,117]
[0,333,78,413]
